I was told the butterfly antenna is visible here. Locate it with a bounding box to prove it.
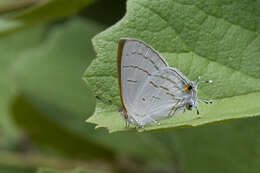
[196,76,213,85]
[198,99,213,104]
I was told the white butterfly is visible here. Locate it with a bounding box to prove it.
[117,38,212,128]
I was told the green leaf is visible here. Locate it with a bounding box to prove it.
[129,116,260,173]
[0,0,36,14]
[0,0,94,36]
[13,0,94,23]
[0,24,46,147]
[37,168,103,173]
[0,165,34,173]
[11,18,115,159]
[0,151,108,173]
[13,18,101,124]
[84,0,260,132]
[171,117,260,173]
[11,95,114,159]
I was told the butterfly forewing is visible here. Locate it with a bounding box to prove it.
[118,38,168,113]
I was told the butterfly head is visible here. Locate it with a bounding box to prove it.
[184,76,213,114]
[185,98,198,111]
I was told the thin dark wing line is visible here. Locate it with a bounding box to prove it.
[167,67,189,85]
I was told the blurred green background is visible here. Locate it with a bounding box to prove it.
[0,0,260,173]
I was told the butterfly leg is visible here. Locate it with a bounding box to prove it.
[135,126,145,133]
[125,121,130,128]
[168,99,184,117]
[135,123,145,130]
[194,99,212,119]
[147,116,161,125]
[133,118,146,130]
[170,106,183,117]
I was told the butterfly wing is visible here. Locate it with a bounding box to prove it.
[134,67,192,122]
[117,38,168,113]
[117,38,194,126]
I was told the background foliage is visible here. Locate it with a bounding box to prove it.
[0,0,259,173]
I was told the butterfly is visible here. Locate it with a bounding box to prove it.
[117,38,212,128]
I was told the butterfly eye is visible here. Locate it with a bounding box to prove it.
[184,85,193,92]
[186,103,193,110]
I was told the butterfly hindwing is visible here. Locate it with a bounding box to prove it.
[134,67,191,121]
